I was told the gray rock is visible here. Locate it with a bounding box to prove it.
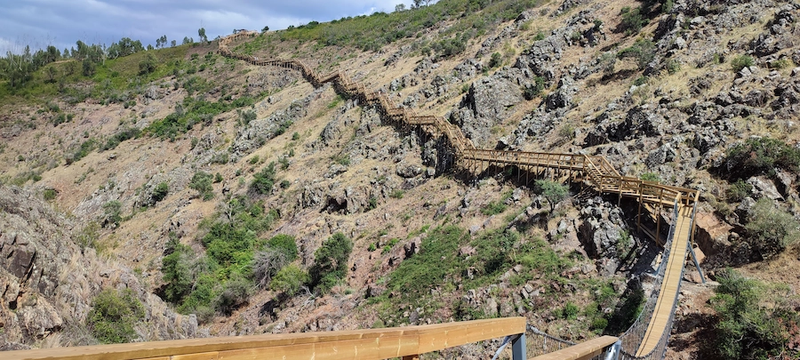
[747,177,784,200]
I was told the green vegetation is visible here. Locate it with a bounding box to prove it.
[382,226,570,304]
[146,94,266,140]
[43,188,57,201]
[619,6,648,35]
[162,196,278,317]
[743,198,799,260]
[264,0,543,54]
[639,172,660,182]
[535,180,569,211]
[102,200,122,228]
[725,179,751,202]
[730,55,755,73]
[68,138,97,164]
[522,76,546,100]
[102,127,141,151]
[561,302,579,320]
[309,232,353,293]
[711,269,799,360]
[270,265,309,296]
[390,189,405,199]
[151,182,169,204]
[617,39,656,71]
[189,171,215,200]
[723,137,800,179]
[87,288,145,344]
[250,162,276,195]
[481,200,508,215]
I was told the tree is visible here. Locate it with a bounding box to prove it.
[182,36,193,45]
[198,27,208,43]
[309,232,353,293]
[82,58,95,76]
[535,180,569,211]
[250,162,276,195]
[102,200,122,228]
[395,3,406,12]
[261,26,270,33]
[189,171,214,200]
[138,53,158,75]
[170,40,176,47]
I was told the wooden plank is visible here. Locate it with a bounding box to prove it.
[417,317,526,354]
[528,336,618,360]
[6,318,526,360]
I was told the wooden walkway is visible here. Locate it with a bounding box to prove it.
[216,32,701,359]
[635,203,693,356]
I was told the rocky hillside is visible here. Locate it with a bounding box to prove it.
[1,0,800,358]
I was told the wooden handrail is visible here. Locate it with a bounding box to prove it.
[3,318,526,360]
[528,336,618,360]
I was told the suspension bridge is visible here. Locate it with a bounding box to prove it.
[4,31,704,360]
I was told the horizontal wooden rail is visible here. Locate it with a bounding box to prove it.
[4,318,526,360]
[528,336,618,360]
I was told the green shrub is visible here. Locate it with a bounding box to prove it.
[68,138,97,164]
[489,52,503,68]
[617,39,656,70]
[309,232,353,293]
[215,275,252,315]
[744,198,799,260]
[731,55,754,73]
[138,53,158,75]
[711,269,799,360]
[522,76,546,100]
[390,189,405,199]
[87,288,145,344]
[214,173,223,183]
[102,127,141,151]
[267,234,298,261]
[619,6,648,35]
[189,171,214,200]
[238,109,257,126]
[666,59,681,74]
[561,302,579,320]
[43,188,57,201]
[724,137,800,179]
[250,162,276,195]
[481,200,507,215]
[640,172,660,182]
[535,180,569,211]
[270,264,309,296]
[248,155,260,165]
[726,180,752,202]
[102,200,122,228]
[151,182,169,203]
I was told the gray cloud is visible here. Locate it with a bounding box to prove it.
[0,0,412,53]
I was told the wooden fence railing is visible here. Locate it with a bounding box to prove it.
[4,318,528,360]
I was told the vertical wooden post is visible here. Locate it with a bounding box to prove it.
[511,333,526,360]
[637,185,643,234]
[617,177,623,206]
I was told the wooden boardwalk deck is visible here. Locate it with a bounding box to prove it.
[215,32,702,359]
[635,204,693,356]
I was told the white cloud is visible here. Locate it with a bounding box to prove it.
[0,0,418,53]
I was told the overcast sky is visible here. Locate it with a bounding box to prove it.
[0,0,413,54]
